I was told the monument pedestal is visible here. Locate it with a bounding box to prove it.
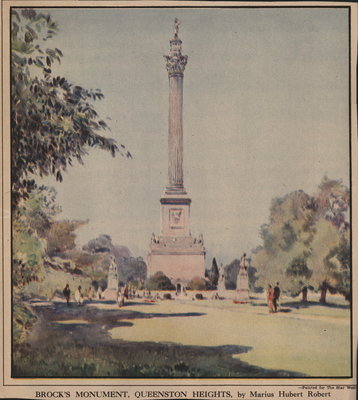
[148,190,205,285]
[236,266,250,302]
[103,256,118,300]
[148,236,205,285]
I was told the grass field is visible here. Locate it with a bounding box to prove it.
[12,291,351,378]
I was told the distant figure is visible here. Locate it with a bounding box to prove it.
[97,286,103,300]
[273,282,281,312]
[267,284,274,313]
[124,285,129,299]
[63,284,71,306]
[117,290,125,307]
[75,286,84,305]
[87,287,94,302]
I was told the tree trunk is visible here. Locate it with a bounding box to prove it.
[319,281,328,304]
[345,292,351,304]
[301,287,308,302]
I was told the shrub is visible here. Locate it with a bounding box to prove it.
[187,277,208,291]
[13,297,37,345]
[145,271,175,291]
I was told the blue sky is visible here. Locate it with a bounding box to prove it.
[37,6,350,266]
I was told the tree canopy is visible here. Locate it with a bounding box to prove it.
[11,8,131,206]
[252,177,350,302]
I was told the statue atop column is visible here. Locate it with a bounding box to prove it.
[164,18,188,76]
[174,18,181,39]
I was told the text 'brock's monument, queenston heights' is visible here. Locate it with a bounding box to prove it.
[147,19,206,289]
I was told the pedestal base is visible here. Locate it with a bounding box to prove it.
[103,288,118,301]
[148,235,205,284]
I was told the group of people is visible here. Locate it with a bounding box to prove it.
[62,284,104,306]
[267,282,280,313]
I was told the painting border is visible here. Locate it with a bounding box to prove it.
[1,0,357,396]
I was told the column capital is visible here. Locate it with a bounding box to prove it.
[164,38,188,75]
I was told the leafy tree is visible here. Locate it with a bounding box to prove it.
[327,240,351,302]
[252,178,350,303]
[224,259,240,290]
[46,219,87,257]
[285,256,312,301]
[12,186,60,289]
[308,178,350,303]
[82,235,146,283]
[83,234,131,258]
[13,227,45,290]
[315,176,349,231]
[118,257,147,283]
[11,8,130,206]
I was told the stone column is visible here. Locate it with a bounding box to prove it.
[164,21,188,193]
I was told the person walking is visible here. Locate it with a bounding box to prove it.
[267,284,274,313]
[273,282,281,312]
[63,284,71,306]
[97,286,103,300]
[75,286,84,305]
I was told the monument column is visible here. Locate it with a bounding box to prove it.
[164,18,188,193]
[148,19,205,284]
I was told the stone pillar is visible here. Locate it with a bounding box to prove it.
[164,24,188,193]
[236,254,250,302]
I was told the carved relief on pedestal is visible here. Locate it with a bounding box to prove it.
[169,208,184,229]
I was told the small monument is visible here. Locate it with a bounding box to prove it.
[147,20,206,287]
[236,253,250,302]
[103,255,118,300]
[217,263,226,297]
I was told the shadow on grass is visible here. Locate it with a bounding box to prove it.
[12,300,306,379]
[251,300,349,311]
[250,303,292,313]
[280,300,350,310]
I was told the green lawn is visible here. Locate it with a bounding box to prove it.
[12,291,351,378]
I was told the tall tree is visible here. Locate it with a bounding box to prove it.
[207,257,219,288]
[254,190,316,296]
[11,9,130,206]
[252,178,351,303]
[13,186,60,289]
[308,178,350,303]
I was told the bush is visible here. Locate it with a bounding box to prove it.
[145,271,175,291]
[23,267,92,300]
[13,297,37,345]
[163,293,172,300]
[187,277,208,291]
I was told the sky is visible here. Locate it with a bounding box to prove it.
[36,6,350,266]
